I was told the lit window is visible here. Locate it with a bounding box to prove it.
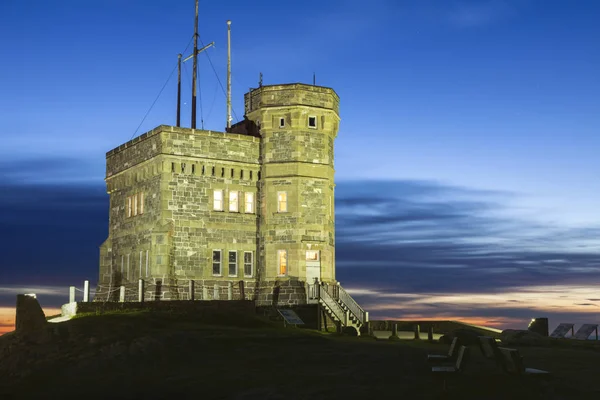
[229,191,239,212]
[133,194,138,216]
[308,116,317,128]
[127,197,132,217]
[213,190,223,211]
[279,117,285,128]
[277,192,287,212]
[244,251,253,277]
[278,250,287,276]
[306,250,319,261]
[228,251,237,276]
[212,250,222,275]
[245,192,254,213]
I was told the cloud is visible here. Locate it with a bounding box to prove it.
[0,157,101,185]
[1,170,599,331]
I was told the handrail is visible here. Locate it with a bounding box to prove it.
[336,283,368,325]
[320,284,346,324]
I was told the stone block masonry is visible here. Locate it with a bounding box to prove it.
[97,84,340,306]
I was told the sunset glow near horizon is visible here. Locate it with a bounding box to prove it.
[2,0,599,335]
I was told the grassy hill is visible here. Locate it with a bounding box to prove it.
[1,309,598,399]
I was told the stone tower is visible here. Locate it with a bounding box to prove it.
[97,83,340,306]
[246,84,339,285]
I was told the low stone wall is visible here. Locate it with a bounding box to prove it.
[62,300,255,318]
[371,320,501,338]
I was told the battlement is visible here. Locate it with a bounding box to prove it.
[244,83,339,115]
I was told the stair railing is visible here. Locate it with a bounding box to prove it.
[320,284,346,324]
[336,283,368,326]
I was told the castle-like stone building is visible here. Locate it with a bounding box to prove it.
[98,83,339,305]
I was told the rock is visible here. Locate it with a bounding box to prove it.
[15,294,50,344]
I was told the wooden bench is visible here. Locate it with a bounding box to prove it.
[427,336,460,363]
[478,336,505,370]
[431,345,469,391]
[497,347,550,376]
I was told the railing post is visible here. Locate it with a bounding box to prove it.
[119,285,125,302]
[213,283,219,300]
[203,285,208,300]
[138,279,145,302]
[336,282,341,300]
[364,311,369,323]
[427,326,434,342]
[414,324,421,340]
[69,286,76,303]
[228,282,233,300]
[345,309,350,326]
[83,280,90,302]
[189,280,195,301]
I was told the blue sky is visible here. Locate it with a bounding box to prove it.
[1,0,600,333]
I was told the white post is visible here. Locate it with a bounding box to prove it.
[203,285,208,301]
[83,280,90,302]
[228,281,233,300]
[69,286,76,303]
[138,279,144,302]
[364,311,369,323]
[345,309,350,326]
[119,285,125,303]
[214,284,219,300]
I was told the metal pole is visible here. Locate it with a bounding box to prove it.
[226,20,232,131]
[191,0,199,129]
[177,53,182,127]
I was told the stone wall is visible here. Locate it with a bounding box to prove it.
[63,299,255,318]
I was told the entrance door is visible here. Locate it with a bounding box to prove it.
[306,250,321,302]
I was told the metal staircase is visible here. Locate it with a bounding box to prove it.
[306,281,368,334]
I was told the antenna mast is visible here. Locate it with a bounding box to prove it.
[176,54,182,127]
[191,0,199,129]
[226,20,232,132]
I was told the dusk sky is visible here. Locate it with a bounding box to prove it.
[2,0,600,334]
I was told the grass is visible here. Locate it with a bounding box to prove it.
[1,310,599,399]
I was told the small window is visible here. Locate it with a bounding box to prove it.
[308,116,317,128]
[245,192,254,213]
[192,164,195,174]
[221,167,225,178]
[278,250,287,276]
[213,190,223,211]
[229,191,239,212]
[127,196,132,218]
[228,251,237,277]
[306,250,319,261]
[171,163,175,173]
[138,193,144,215]
[202,165,205,175]
[181,163,186,173]
[250,171,253,180]
[211,166,215,176]
[231,169,234,178]
[258,171,261,180]
[277,192,287,213]
[244,251,253,277]
[212,250,222,276]
[240,170,244,180]
[279,117,285,128]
